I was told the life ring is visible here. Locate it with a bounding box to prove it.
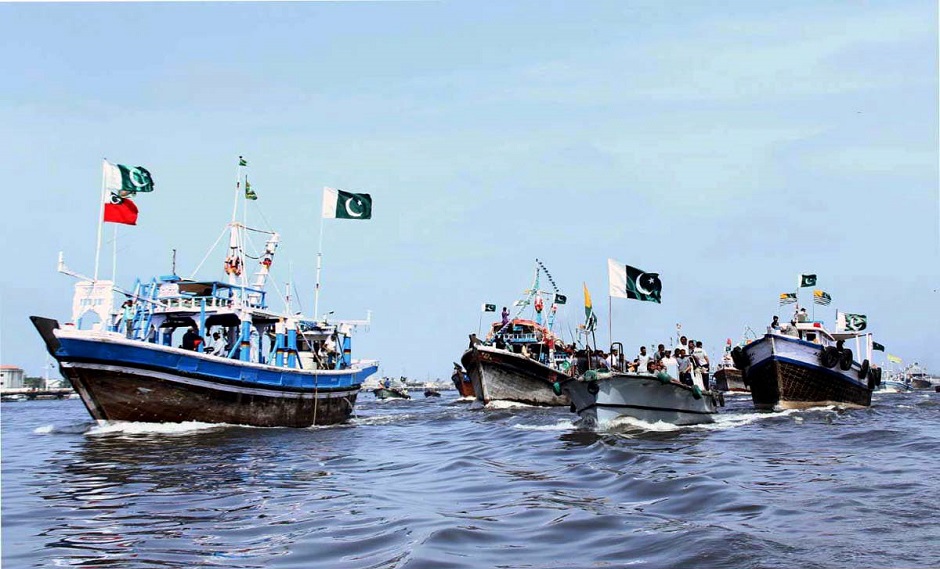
[839,348,853,371]
[587,381,599,395]
[819,346,841,368]
[730,346,749,370]
[858,359,870,381]
[534,297,544,312]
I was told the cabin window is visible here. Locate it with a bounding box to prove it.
[805,333,816,343]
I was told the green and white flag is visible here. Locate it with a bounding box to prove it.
[554,293,567,305]
[872,341,885,352]
[608,258,662,303]
[322,187,372,220]
[482,303,496,312]
[239,156,248,167]
[800,273,817,288]
[837,311,867,332]
[245,178,257,200]
[103,160,155,196]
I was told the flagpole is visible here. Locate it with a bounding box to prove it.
[93,159,108,281]
[313,216,325,320]
[607,294,612,353]
[111,225,118,283]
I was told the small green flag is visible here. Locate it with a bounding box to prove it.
[245,179,257,200]
[838,311,867,332]
[482,303,496,312]
[800,274,817,287]
[554,293,567,305]
[104,161,155,195]
[872,341,885,352]
[239,156,248,167]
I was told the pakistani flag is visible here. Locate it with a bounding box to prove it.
[104,160,154,196]
[554,293,567,305]
[837,311,867,332]
[779,292,797,305]
[800,274,817,288]
[608,258,661,303]
[482,303,496,312]
[872,341,885,352]
[239,156,248,167]
[813,290,831,306]
[322,187,372,220]
[245,179,257,200]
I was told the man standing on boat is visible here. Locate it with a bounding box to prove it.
[182,326,202,351]
[635,346,650,374]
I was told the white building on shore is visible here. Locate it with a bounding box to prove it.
[1,365,26,390]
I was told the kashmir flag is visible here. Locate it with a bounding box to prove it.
[322,187,372,220]
[103,161,154,196]
[837,311,867,332]
[583,283,597,332]
[608,258,662,303]
[887,354,902,364]
[872,341,885,352]
[779,292,797,305]
[813,290,832,306]
[800,274,817,287]
[245,178,257,200]
[482,303,496,312]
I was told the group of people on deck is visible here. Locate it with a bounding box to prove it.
[182,326,228,356]
[591,335,711,390]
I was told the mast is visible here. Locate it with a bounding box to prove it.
[93,159,108,281]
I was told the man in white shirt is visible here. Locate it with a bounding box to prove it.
[207,331,227,356]
[635,346,650,374]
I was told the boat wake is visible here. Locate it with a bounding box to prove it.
[511,420,576,431]
[485,400,536,410]
[85,420,228,436]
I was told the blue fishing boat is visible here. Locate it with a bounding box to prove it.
[32,159,378,428]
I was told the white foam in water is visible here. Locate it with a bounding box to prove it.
[485,400,535,410]
[34,425,55,434]
[86,421,226,436]
[512,420,576,431]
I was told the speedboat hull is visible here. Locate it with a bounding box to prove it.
[740,334,872,410]
[373,387,411,400]
[460,345,569,407]
[562,372,719,428]
[33,317,376,428]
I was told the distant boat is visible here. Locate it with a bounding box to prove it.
[1,393,27,402]
[901,364,940,389]
[712,360,749,393]
[450,363,475,398]
[32,161,378,428]
[373,378,411,400]
[424,389,441,398]
[733,301,878,410]
[560,369,721,428]
[460,260,571,407]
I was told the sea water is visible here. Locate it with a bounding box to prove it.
[2,391,938,568]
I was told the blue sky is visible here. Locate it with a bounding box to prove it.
[1,0,937,379]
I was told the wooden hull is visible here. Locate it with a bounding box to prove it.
[563,372,719,428]
[742,335,872,410]
[460,345,569,407]
[713,367,749,393]
[451,372,475,397]
[32,316,375,428]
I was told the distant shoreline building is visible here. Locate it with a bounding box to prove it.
[1,365,26,390]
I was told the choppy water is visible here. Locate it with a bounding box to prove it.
[2,390,939,569]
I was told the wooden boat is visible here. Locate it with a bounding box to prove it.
[424,389,441,398]
[560,369,721,428]
[31,163,378,428]
[462,339,570,407]
[373,380,411,400]
[712,359,749,393]
[733,320,878,410]
[451,363,475,397]
[460,261,572,407]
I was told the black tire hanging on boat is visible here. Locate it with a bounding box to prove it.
[587,381,600,395]
[730,346,749,370]
[858,359,870,381]
[819,346,841,368]
[867,372,876,391]
[839,348,853,371]
[874,367,882,386]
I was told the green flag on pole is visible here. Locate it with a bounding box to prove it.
[322,187,372,220]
